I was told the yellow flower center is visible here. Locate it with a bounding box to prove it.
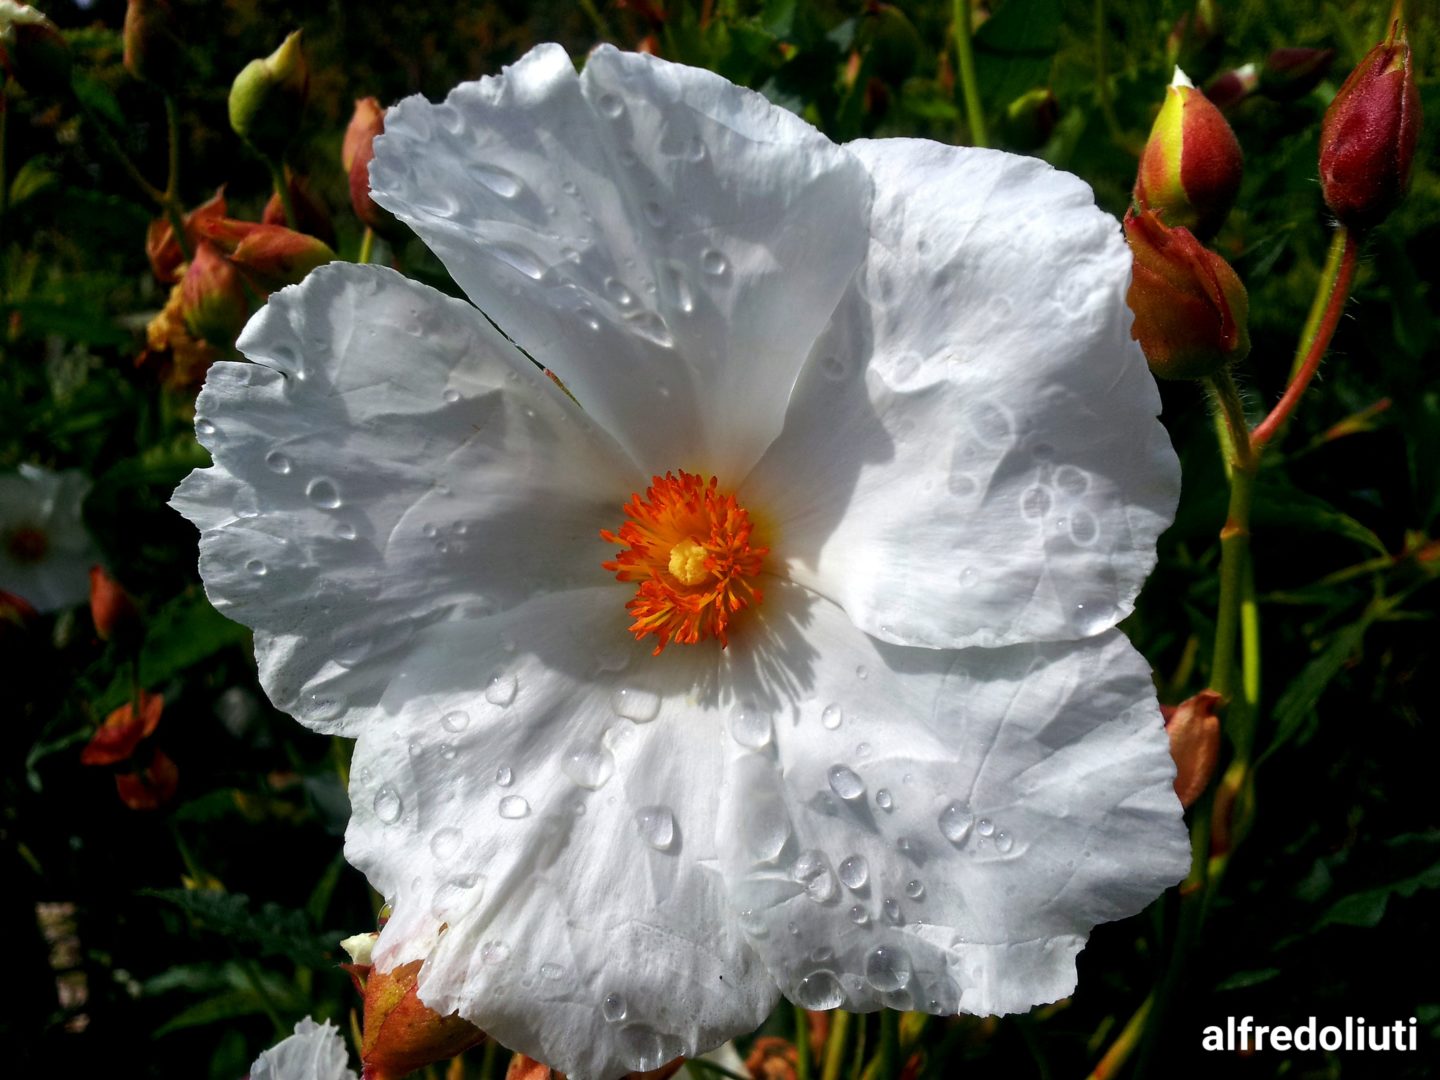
[601,471,767,655]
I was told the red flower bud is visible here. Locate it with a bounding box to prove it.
[82,691,163,766]
[1203,64,1257,111]
[0,2,71,97]
[180,241,249,344]
[1319,25,1422,229]
[89,565,140,644]
[357,958,485,1080]
[191,217,334,293]
[1260,46,1335,102]
[1163,689,1222,808]
[115,747,178,810]
[1135,68,1243,239]
[344,97,406,242]
[262,174,336,249]
[123,0,182,91]
[146,188,227,284]
[1123,208,1250,381]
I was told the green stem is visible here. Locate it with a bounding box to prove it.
[1206,371,1258,707]
[267,156,299,229]
[1240,555,1261,713]
[821,1011,851,1080]
[239,956,289,1037]
[163,93,182,200]
[1093,0,1124,145]
[795,1005,812,1080]
[76,96,165,205]
[1087,995,1151,1079]
[357,226,375,266]
[951,0,989,147]
[1256,227,1359,450]
[879,1009,899,1079]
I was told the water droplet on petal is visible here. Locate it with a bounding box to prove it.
[499,795,529,819]
[441,709,469,733]
[480,940,511,964]
[729,702,772,749]
[939,801,974,844]
[794,971,845,1010]
[602,992,627,1022]
[264,450,293,474]
[618,1025,684,1073]
[855,665,869,680]
[495,765,513,787]
[611,687,660,723]
[373,786,402,824]
[850,904,869,925]
[977,818,994,837]
[474,165,522,199]
[334,521,357,541]
[246,559,267,577]
[195,418,217,437]
[701,249,728,276]
[306,477,342,510]
[562,743,615,790]
[876,789,893,811]
[430,826,462,859]
[597,93,625,118]
[635,805,675,850]
[485,673,518,706]
[995,831,1014,853]
[905,879,925,900]
[866,945,913,993]
[827,765,865,800]
[883,898,902,924]
[1021,485,1051,519]
[838,855,869,890]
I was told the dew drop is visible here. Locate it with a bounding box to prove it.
[597,92,625,118]
[665,265,694,313]
[430,826,462,859]
[876,789,893,811]
[995,831,1014,853]
[475,165,522,199]
[1021,485,1051,519]
[485,673,518,706]
[439,744,457,761]
[1069,510,1099,545]
[499,795,530,819]
[794,971,845,1010]
[264,450,293,475]
[492,244,547,281]
[883,898,902,924]
[334,521,357,541]
[866,945,913,992]
[539,962,563,981]
[306,477,343,510]
[618,1025,684,1073]
[976,818,995,838]
[701,249,728,276]
[947,471,978,496]
[939,802,974,844]
[611,687,660,723]
[905,879,925,900]
[635,805,675,850]
[838,855,869,890]
[827,765,865,800]
[480,940,511,965]
[849,904,869,925]
[1055,465,1090,495]
[855,665,869,681]
[232,489,260,519]
[495,765,513,787]
[729,702,773,750]
[819,355,849,380]
[604,277,635,307]
[195,418,217,437]
[373,786,402,824]
[441,709,470,733]
[246,559,267,577]
[820,703,843,730]
[602,992,627,1022]
[562,743,615,790]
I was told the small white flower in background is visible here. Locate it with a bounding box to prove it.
[0,465,98,611]
[249,1016,358,1080]
[175,43,1189,1080]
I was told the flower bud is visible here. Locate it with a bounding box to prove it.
[180,241,249,344]
[89,565,140,645]
[115,747,178,810]
[1123,208,1250,380]
[1135,68,1244,239]
[1165,0,1219,69]
[82,691,163,766]
[1162,689,1222,808]
[146,188,228,284]
[344,97,406,241]
[1319,25,1421,229]
[0,1,71,97]
[1259,46,1335,101]
[262,174,336,248]
[1,588,38,635]
[1000,87,1060,150]
[228,30,308,157]
[356,958,485,1080]
[1203,63,1257,111]
[123,0,182,91]
[192,216,335,293]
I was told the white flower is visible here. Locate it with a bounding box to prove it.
[1,464,97,611]
[174,44,1188,1080]
[249,1016,358,1080]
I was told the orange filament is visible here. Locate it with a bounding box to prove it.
[601,471,767,655]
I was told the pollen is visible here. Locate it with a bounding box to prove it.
[601,471,768,655]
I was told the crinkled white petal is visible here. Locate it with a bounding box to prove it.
[369,43,871,481]
[744,141,1179,649]
[249,1017,358,1080]
[347,588,775,1080]
[171,263,639,737]
[716,580,1188,1016]
[0,464,97,611]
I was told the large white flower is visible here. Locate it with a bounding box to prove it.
[1,464,97,611]
[174,44,1189,1080]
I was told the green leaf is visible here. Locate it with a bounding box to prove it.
[0,299,132,347]
[972,0,1062,112]
[71,70,126,129]
[1316,859,1440,929]
[1263,609,1376,761]
[1250,474,1388,557]
[153,991,273,1037]
[141,888,337,968]
[95,591,250,712]
[8,158,59,207]
[1215,967,1282,991]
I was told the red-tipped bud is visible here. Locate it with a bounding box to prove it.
[89,565,140,644]
[262,175,336,248]
[146,188,228,284]
[229,30,308,156]
[344,97,406,241]
[82,691,163,766]
[1163,689,1222,808]
[1319,25,1422,229]
[180,241,249,344]
[191,216,334,292]
[1260,46,1335,101]
[1203,64,1258,111]
[123,0,182,90]
[1124,208,1250,380]
[1136,68,1244,239]
[357,958,485,1080]
[0,2,71,96]
[115,747,178,810]
[1000,87,1060,150]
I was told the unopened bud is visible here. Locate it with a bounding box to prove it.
[1203,63,1257,111]
[262,174,335,248]
[359,959,485,1080]
[89,565,140,644]
[192,217,334,292]
[1320,24,1422,229]
[0,1,71,97]
[1259,46,1335,102]
[1163,690,1222,808]
[228,30,308,156]
[1136,68,1244,239]
[1165,0,1219,69]
[1000,87,1060,150]
[344,97,406,241]
[146,188,227,284]
[123,0,182,90]
[1123,208,1250,380]
[181,241,249,344]
[82,691,163,766]
[115,747,178,810]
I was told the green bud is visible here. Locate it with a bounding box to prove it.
[228,30,307,156]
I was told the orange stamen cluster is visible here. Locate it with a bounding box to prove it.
[601,471,767,655]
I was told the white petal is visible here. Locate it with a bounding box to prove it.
[369,43,870,481]
[171,264,639,737]
[249,1017,358,1080]
[716,581,1188,1016]
[744,141,1178,649]
[347,588,775,1080]
[0,465,97,611]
